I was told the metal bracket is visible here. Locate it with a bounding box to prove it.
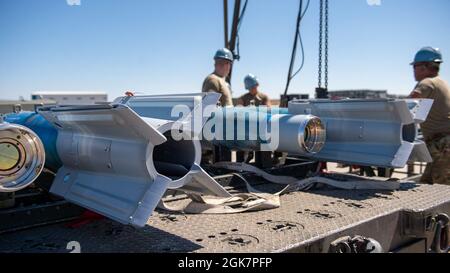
[430,213,449,253]
[329,235,383,253]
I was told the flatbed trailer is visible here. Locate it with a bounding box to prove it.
[0,161,449,253]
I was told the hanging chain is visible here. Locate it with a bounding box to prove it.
[324,0,329,89]
[318,0,323,88]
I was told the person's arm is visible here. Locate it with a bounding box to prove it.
[202,76,221,93]
[236,97,244,106]
[262,94,272,107]
[408,79,433,99]
[265,96,272,108]
[221,89,233,107]
[219,81,233,107]
[408,91,422,99]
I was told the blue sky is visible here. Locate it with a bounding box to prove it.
[1,0,449,101]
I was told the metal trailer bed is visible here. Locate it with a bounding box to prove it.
[0,162,449,253]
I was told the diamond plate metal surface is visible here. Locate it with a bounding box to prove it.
[0,181,449,253]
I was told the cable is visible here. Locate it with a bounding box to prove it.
[284,0,310,96]
[237,0,249,31]
[284,0,304,96]
[234,0,249,61]
[290,0,311,79]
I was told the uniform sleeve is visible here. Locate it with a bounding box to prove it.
[203,76,233,106]
[220,89,233,106]
[202,77,221,93]
[261,93,269,105]
[413,79,434,98]
[236,96,244,106]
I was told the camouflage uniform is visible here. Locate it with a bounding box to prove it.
[202,73,233,107]
[235,91,271,166]
[413,76,450,185]
[236,91,270,106]
[421,135,450,185]
[201,73,233,163]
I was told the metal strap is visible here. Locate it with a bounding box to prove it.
[157,162,401,215]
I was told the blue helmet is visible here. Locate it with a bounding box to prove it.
[214,48,234,62]
[411,47,443,65]
[244,74,259,90]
